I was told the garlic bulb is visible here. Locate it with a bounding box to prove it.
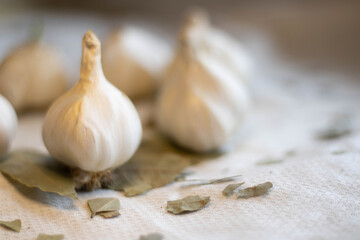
[0,95,17,155]
[42,31,142,189]
[155,13,250,152]
[102,27,171,98]
[0,43,67,112]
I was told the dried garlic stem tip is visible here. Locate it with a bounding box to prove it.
[71,168,112,191]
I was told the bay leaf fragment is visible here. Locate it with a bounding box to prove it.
[256,158,284,166]
[223,182,245,196]
[88,198,120,218]
[236,182,273,199]
[36,234,64,240]
[0,151,77,199]
[179,174,241,186]
[167,195,210,214]
[110,152,190,196]
[99,211,120,219]
[317,115,352,140]
[0,219,21,232]
[139,233,164,240]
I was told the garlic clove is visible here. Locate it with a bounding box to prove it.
[102,27,171,98]
[0,43,67,112]
[155,13,250,153]
[0,95,17,155]
[42,30,142,189]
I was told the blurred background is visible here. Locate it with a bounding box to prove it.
[1,0,360,84]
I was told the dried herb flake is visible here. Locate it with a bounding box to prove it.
[236,182,273,199]
[88,198,120,218]
[0,219,21,232]
[36,234,64,240]
[223,182,245,196]
[179,174,241,186]
[167,195,210,214]
[0,151,77,199]
[139,233,164,240]
[99,211,120,219]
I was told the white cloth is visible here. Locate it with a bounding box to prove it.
[1,9,360,240]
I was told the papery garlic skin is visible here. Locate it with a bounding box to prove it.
[156,14,250,152]
[0,43,67,112]
[102,27,171,98]
[0,95,17,155]
[42,31,142,172]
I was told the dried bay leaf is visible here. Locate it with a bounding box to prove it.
[179,174,241,186]
[88,198,120,218]
[0,219,21,232]
[36,234,64,240]
[99,211,120,219]
[317,115,352,140]
[0,151,77,199]
[256,158,284,166]
[110,152,190,196]
[223,182,245,196]
[236,182,273,199]
[139,233,164,240]
[167,195,210,214]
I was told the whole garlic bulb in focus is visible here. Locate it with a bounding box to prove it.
[0,43,67,112]
[0,95,17,155]
[42,31,142,190]
[102,27,171,98]
[155,13,250,152]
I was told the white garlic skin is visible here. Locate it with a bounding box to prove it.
[0,43,67,112]
[42,31,142,172]
[0,95,17,155]
[102,27,171,98]
[156,14,250,152]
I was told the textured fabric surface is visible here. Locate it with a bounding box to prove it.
[1,9,360,240]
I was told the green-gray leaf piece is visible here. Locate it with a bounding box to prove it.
[223,182,245,196]
[139,233,164,240]
[0,219,21,232]
[256,158,284,166]
[332,150,348,155]
[0,151,77,199]
[179,174,241,186]
[88,198,120,218]
[167,195,210,214]
[317,115,352,140]
[110,152,190,196]
[99,211,120,219]
[36,234,64,240]
[236,182,273,199]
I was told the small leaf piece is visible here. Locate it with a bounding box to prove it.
[236,182,273,199]
[0,151,77,199]
[0,219,21,232]
[110,152,190,196]
[88,198,120,218]
[178,174,241,186]
[36,234,64,240]
[223,182,245,196]
[99,211,120,219]
[139,233,164,240]
[167,195,210,214]
[256,158,284,166]
[317,115,352,140]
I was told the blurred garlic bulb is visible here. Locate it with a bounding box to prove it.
[102,27,171,98]
[42,31,142,190]
[0,95,17,155]
[155,12,250,152]
[0,43,67,112]
[165,11,253,84]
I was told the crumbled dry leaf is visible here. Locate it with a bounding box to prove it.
[0,151,77,199]
[167,195,210,214]
[110,152,190,196]
[36,234,64,240]
[139,233,164,240]
[256,158,284,166]
[88,198,120,218]
[178,174,241,186]
[317,115,352,140]
[99,211,120,219]
[0,219,21,232]
[236,182,273,199]
[223,182,245,196]
[332,150,348,155]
